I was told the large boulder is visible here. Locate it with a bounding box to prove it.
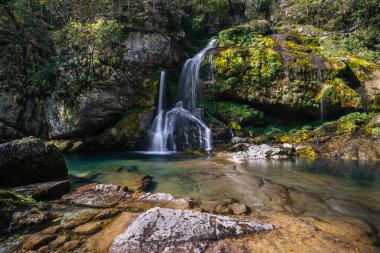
[45,84,134,139]
[110,207,273,253]
[0,137,68,187]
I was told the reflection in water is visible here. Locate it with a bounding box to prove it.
[65,152,380,240]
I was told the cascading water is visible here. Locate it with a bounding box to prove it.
[149,70,167,152]
[149,39,218,153]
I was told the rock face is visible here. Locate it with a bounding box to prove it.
[12,180,71,200]
[110,207,273,253]
[0,94,45,142]
[94,109,155,150]
[0,137,68,187]
[0,122,22,143]
[0,31,183,149]
[122,32,182,67]
[0,93,23,127]
[45,85,135,139]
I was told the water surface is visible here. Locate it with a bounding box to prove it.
[65,152,380,234]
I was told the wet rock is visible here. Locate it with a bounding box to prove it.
[62,184,130,207]
[94,209,121,220]
[9,208,54,232]
[0,137,68,187]
[49,235,68,248]
[41,225,62,235]
[110,207,273,253]
[63,210,100,229]
[12,180,71,200]
[22,233,56,251]
[228,203,249,215]
[73,221,102,235]
[62,240,82,251]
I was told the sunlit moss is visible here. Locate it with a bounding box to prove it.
[318,79,363,109]
[296,146,318,159]
[347,56,377,83]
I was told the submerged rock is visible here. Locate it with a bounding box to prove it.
[110,207,273,253]
[62,184,130,207]
[0,137,68,187]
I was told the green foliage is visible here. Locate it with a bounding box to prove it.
[200,100,264,126]
[271,0,380,62]
[54,19,125,102]
[0,0,56,99]
[318,112,374,134]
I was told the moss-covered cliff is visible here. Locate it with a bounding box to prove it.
[200,21,379,132]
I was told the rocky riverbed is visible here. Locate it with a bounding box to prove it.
[1,181,378,253]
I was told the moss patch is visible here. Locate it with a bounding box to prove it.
[200,101,264,126]
[0,190,41,231]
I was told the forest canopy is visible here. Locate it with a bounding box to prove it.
[0,0,379,102]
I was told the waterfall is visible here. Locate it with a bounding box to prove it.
[149,70,167,152]
[149,39,218,153]
[177,39,219,114]
[317,69,326,122]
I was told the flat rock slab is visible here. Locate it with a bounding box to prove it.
[73,221,103,235]
[62,184,130,207]
[110,207,273,253]
[12,180,71,200]
[22,233,56,251]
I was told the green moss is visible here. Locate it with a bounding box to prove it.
[277,131,312,144]
[296,146,318,159]
[218,20,271,47]
[347,56,377,83]
[214,23,378,113]
[371,127,380,137]
[0,190,41,231]
[319,78,363,109]
[200,101,264,126]
[229,122,242,131]
[214,48,246,77]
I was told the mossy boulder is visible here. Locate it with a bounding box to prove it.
[0,190,48,232]
[270,113,380,161]
[202,22,379,120]
[0,137,68,187]
[96,108,155,149]
[296,146,318,159]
